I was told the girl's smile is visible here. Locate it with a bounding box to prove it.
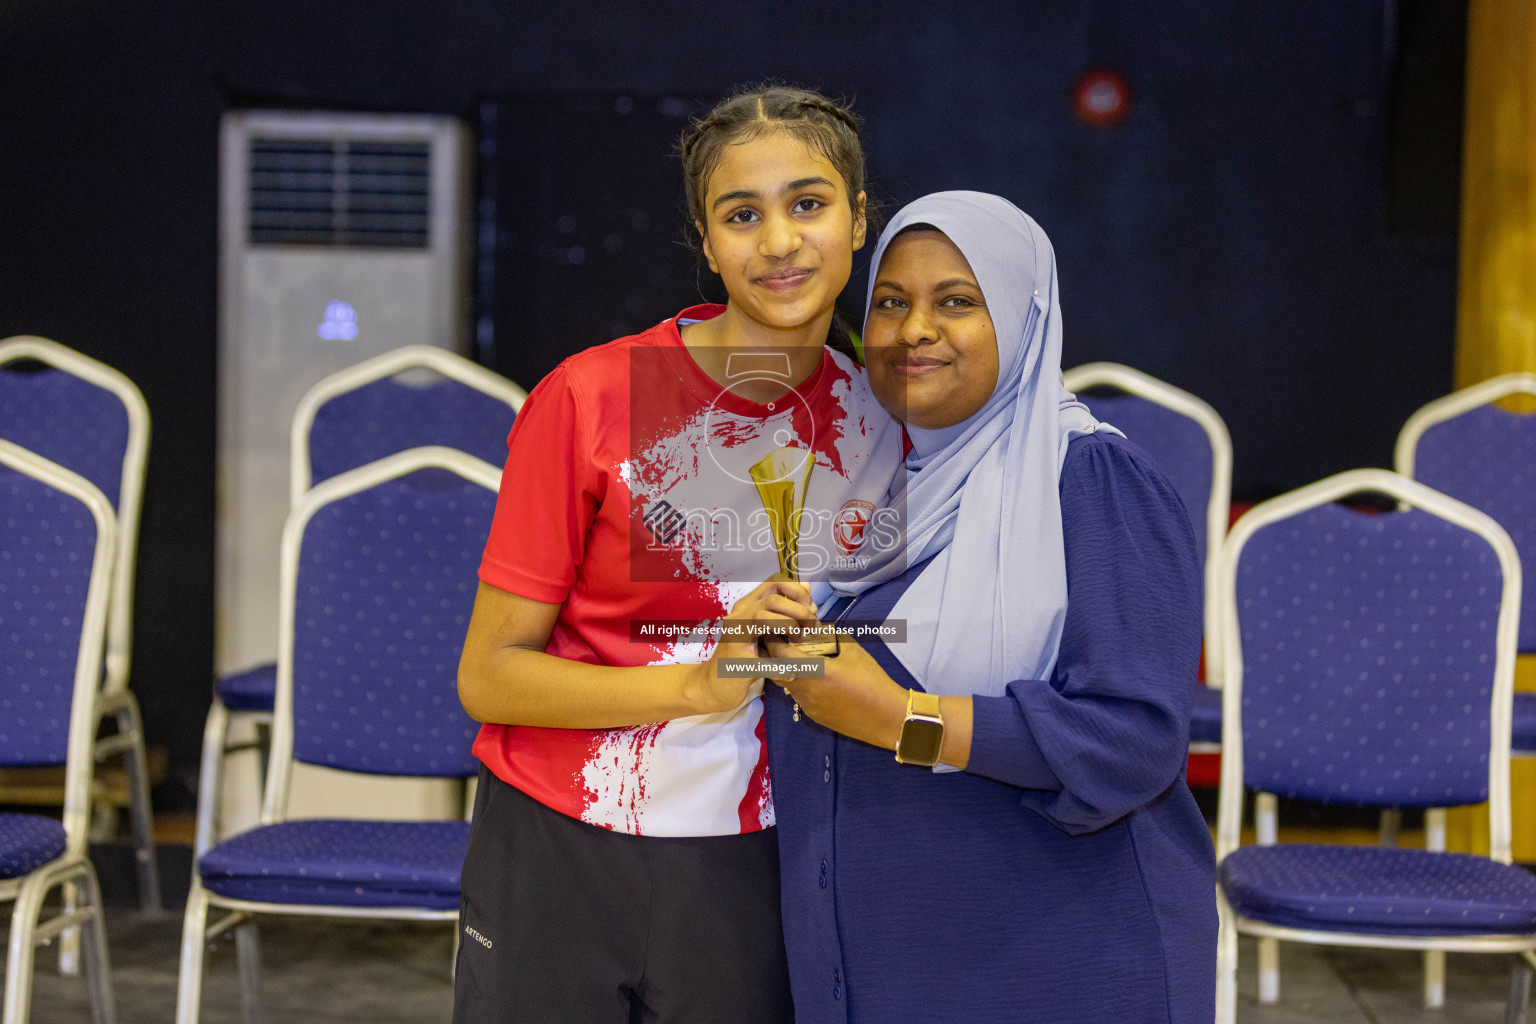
[756,265,814,291]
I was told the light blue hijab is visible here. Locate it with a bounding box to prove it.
[827,191,1117,698]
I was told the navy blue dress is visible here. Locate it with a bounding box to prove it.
[767,433,1217,1024]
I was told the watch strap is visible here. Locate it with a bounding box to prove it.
[907,688,941,720]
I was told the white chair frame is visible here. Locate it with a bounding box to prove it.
[1063,363,1233,758]
[0,338,158,920]
[1213,469,1532,1024]
[0,439,118,1024]
[177,446,502,1024]
[287,344,526,508]
[196,346,524,859]
[1394,372,1536,483]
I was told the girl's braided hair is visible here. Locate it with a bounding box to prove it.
[678,82,873,235]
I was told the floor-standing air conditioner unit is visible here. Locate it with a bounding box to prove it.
[217,110,470,823]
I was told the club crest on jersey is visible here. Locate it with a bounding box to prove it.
[834,498,875,556]
[641,499,686,546]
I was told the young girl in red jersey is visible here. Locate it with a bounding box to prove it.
[453,86,902,1024]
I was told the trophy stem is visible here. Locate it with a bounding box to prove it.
[748,444,839,657]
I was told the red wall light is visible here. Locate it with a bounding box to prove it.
[1074,69,1130,127]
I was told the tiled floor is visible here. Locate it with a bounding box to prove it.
[1236,939,1522,1023]
[11,906,1531,1023]
[27,909,456,1023]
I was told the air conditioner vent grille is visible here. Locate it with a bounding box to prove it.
[248,138,431,248]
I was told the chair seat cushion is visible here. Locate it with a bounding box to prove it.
[199,819,470,910]
[1513,692,1536,754]
[1221,843,1536,936]
[1190,684,1222,746]
[0,814,66,880]
[218,663,277,714]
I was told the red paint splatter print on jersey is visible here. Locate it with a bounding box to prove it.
[473,305,902,836]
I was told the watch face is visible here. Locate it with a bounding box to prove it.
[898,718,944,766]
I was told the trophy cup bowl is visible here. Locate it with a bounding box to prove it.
[749,445,840,658]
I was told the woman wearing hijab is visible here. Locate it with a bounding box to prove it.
[761,192,1217,1024]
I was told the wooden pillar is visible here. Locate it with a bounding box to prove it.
[1455,0,1536,388]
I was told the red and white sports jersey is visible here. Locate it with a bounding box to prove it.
[473,305,902,836]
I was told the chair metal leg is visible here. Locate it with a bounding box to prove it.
[451,916,461,982]
[236,923,263,1024]
[1423,950,1447,1009]
[1214,890,1238,1024]
[1425,808,1448,852]
[114,696,162,912]
[1254,792,1280,1003]
[453,770,472,979]
[175,879,211,1024]
[1378,808,1403,846]
[254,721,272,793]
[462,774,477,823]
[1255,793,1278,845]
[194,701,231,860]
[4,877,43,1024]
[1424,808,1447,1008]
[212,710,272,845]
[1258,937,1280,1004]
[58,881,80,977]
[79,866,117,1024]
[1507,956,1534,1024]
[6,859,112,1024]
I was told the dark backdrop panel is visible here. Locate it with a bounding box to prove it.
[478,94,716,390]
[0,0,1465,804]
[1385,0,1468,234]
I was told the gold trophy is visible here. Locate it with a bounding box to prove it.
[749,445,840,657]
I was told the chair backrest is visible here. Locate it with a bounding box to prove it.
[262,446,500,824]
[0,337,148,693]
[0,440,116,855]
[1397,373,1536,653]
[1063,362,1233,679]
[290,346,525,508]
[1215,469,1521,863]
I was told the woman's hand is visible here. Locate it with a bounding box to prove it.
[764,636,909,751]
[767,637,975,767]
[688,575,819,715]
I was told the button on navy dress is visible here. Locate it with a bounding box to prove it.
[767,433,1217,1024]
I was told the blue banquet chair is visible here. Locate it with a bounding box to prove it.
[176,446,500,1024]
[0,336,158,918]
[1398,373,1536,757]
[1395,374,1536,1010]
[0,438,119,1024]
[1062,362,1232,749]
[197,347,524,860]
[1213,468,1536,1022]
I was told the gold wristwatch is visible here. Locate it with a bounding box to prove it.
[894,689,944,767]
